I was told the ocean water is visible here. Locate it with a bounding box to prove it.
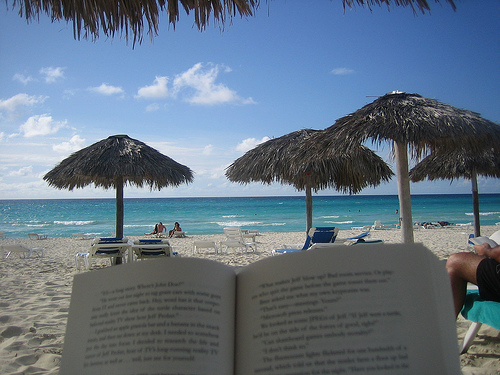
[1,194,499,238]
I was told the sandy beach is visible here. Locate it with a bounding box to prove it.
[1,226,499,374]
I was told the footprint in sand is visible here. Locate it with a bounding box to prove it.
[1,325,23,338]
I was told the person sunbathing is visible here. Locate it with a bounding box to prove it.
[168,222,182,237]
[146,222,166,235]
[446,243,500,317]
[146,224,159,235]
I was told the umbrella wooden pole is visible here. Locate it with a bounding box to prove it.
[116,180,124,238]
[471,170,481,237]
[306,184,313,234]
[394,141,414,244]
[115,178,124,265]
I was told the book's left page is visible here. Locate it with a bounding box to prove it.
[60,257,236,375]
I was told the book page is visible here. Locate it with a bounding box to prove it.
[470,236,497,247]
[60,257,236,375]
[235,244,460,375]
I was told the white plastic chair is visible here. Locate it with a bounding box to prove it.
[2,244,44,258]
[193,240,219,254]
[28,233,48,240]
[371,220,392,230]
[220,227,257,253]
[132,239,173,260]
[86,237,131,268]
[171,231,186,238]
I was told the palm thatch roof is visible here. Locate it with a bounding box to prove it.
[44,134,193,190]
[409,148,500,182]
[226,128,393,232]
[306,92,500,158]
[12,0,257,45]
[410,147,500,236]
[226,128,393,194]
[9,0,456,45]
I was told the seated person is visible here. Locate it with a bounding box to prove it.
[146,224,158,235]
[168,222,182,237]
[146,222,166,235]
[446,242,500,317]
[157,222,166,234]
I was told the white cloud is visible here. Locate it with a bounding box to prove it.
[236,136,270,153]
[89,83,124,96]
[196,164,227,179]
[136,76,169,99]
[146,103,160,112]
[173,63,254,105]
[53,135,86,153]
[134,64,255,106]
[40,66,65,83]
[13,73,34,85]
[19,114,67,137]
[331,67,355,75]
[202,144,214,155]
[0,93,47,113]
[8,165,33,177]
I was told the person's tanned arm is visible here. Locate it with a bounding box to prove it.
[474,243,500,262]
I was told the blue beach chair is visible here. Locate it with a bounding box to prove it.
[75,237,131,270]
[272,227,339,255]
[132,239,179,259]
[340,231,384,245]
[459,289,500,354]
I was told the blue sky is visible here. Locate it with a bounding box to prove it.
[1,1,499,199]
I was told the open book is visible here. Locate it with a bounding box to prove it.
[469,236,498,247]
[60,244,460,374]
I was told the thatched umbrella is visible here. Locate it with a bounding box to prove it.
[44,134,193,241]
[225,129,393,233]
[302,91,500,243]
[10,0,456,45]
[410,148,500,237]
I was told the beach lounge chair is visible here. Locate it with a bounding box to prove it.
[28,233,48,240]
[220,227,258,253]
[2,244,44,258]
[459,289,500,354]
[272,227,339,255]
[241,229,258,242]
[81,237,131,269]
[171,231,186,238]
[132,239,174,260]
[336,231,384,246]
[193,240,219,254]
[350,225,372,231]
[371,221,392,230]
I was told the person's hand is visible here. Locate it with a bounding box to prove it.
[474,243,491,256]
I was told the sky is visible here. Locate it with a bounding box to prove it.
[1,0,499,200]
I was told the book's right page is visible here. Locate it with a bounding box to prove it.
[469,236,497,247]
[235,243,460,375]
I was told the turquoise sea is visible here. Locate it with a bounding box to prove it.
[1,194,499,238]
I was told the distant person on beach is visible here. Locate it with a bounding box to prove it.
[169,222,182,237]
[438,221,454,227]
[146,222,166,235]
[446,243,500,317]
[157,222,166,234]
[146,224,158,235]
